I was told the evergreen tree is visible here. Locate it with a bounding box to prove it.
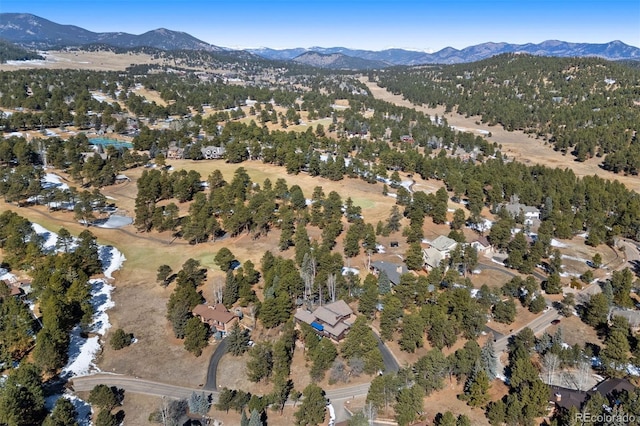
[246,341,274,383]
[183,317,209,357]
[481,339,498,381]
[378,270,391,295]
[156,264,173,286]
[226,323,250,356]
[188,392,212,416]
[223,270,239,308]
[294,384,326,426]
[248,408,263,426]
[399,312,425,353]
[463,369,490,407]
[358,274,379,318]
[404,242,424,271]
[43,397,79,426]
[394,386,424,426]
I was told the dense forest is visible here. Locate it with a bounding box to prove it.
[374,54,640,173]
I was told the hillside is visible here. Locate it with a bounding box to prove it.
[0,38,43,63]
[0,13,223,51]
[375,53,640,173]
[292,51,389,70]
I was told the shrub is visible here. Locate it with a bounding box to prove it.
[110,328,134,350]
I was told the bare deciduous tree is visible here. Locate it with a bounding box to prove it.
[543,352,560,385]
[327,273,337,303]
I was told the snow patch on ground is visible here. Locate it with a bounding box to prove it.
[92,215,133,229]
[561,254,589,263]
[341,267,360,276]
[42,173,69,190]
[45,394,92,426]
[0,265,17,282]
[551,239,568,248]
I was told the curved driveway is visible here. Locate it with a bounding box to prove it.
[204,338,227,390]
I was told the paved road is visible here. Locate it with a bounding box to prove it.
[377,336,400,373]
[204,338,228,390]
[72,374,216,400]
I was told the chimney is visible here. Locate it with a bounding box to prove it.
[555,393,562,402]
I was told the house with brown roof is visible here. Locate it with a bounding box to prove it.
[471,236,492,254]
[192,304,238,334]
[294,300,354,342]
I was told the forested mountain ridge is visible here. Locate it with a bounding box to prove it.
[292,51,389,70]
[0,13,223,51]
[374,53,640,173]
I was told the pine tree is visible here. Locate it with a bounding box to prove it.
[294,384,326,426]
[226,323,249,356]
[183,317,209,357]
[404,242,424,271]
[358,275,379,318]
[223,270,239,308]
[464,370,490,407]
[43,397,79,426]
[480,339,498,381]
[378,270,391,295]
[248,408,263,426]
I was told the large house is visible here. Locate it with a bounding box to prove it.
[422,235,458,270]
[294,300,354,342]
[192,303,238,334]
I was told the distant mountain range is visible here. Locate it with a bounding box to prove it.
[251,41,640,66]
[0,13,223,52]
[1,13,639,68]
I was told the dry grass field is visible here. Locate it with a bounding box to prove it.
[0,50,163,72]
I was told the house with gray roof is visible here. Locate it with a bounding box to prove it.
[422,235,458,270]
[294,300,354,342]
[370,261,408,286]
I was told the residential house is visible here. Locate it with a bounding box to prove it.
[422,235,458,270]
[549,378,636,413]
[201,146,226,159]
[422,247,444,270]
[503,195,540,226]
[192,304,238,335]
[294,300,354,342]
[610,308,640,329]
[370,261,408,286]
[166,146,184,160]
[471,236,492,254]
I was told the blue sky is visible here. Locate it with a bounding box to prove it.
[2,0,639,51]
